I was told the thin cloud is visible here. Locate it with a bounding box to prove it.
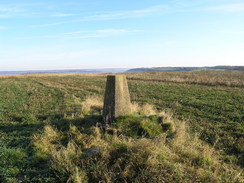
[0,15,9,18]
[80,5,167,21]
[45,29,141,39]
[214,30,244,35]
[171,1,244,13]
[0,6,26,13]
[61,31,89,35]
[0,26,6,30]
[0,4,30,18]
[30,5,167,28]
[0,3,66,18]
[203,3,244,12]
[31,21,69,28]
[52,13,75,17]
[95,29,140,34]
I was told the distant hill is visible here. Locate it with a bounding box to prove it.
[126,66,244,73]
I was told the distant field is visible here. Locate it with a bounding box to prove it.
[0,71,243,182]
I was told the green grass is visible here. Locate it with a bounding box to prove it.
[0,71,243,182]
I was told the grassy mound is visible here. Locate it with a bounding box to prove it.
[32,99,243,183]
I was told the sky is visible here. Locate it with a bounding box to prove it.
[0,0,244,71]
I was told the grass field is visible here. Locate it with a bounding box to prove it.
[0,71,243,182]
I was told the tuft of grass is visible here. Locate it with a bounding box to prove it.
[115,115,162,138]
[81,95,103,115]
[33,125,61,161]
[131,102,157,115]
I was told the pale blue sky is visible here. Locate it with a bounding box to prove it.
[0,0,244,71]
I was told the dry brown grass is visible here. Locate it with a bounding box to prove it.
[131,102,157,115]
[80,95,103,115]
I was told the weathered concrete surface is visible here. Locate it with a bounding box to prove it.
[103,75,132,125]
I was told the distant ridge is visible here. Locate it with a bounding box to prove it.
[126,66,244,73]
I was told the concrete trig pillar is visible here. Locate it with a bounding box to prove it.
[103,75,132,125]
